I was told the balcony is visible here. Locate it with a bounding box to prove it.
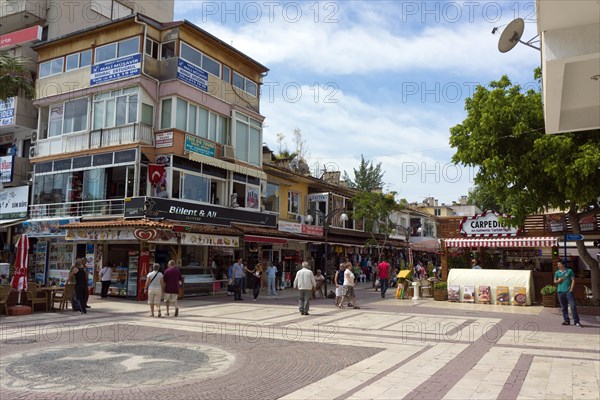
[29,199,125,219]
[0,0,47,33]
[34,123,154,158]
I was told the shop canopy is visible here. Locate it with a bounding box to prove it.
[444,237,558,248]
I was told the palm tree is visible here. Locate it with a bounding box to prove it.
[0,50,34,102]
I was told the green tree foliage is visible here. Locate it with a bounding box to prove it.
[0,50,34,101]
[352,191,402,259]
[450,71,600,301]
[467,185,501,212]
[348,155,385,192]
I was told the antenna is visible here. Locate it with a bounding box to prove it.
[497,18,540,53]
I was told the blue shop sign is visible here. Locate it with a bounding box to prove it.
[185,134,216,157]
[177,58,208,92]
[90,54,141,86]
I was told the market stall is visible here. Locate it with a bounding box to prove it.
[447,268,534,305]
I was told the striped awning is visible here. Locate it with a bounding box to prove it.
[444,237,558,248]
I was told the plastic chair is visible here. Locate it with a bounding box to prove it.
[53,283,75,311]
[0,285,12,315]
[26,284,48,312]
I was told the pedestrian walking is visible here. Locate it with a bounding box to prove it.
[144,263,164,317]
[68,260,88,314]
[312,270,325,299]
[293,261,316,315]
[266,262,278,296]
[232,257,245,301]
[98,265,112,298]
[377,259,391,298]
[334,263,345,307]
[163,260,183,317]
[339,262,359,309]
[249,263,263,301]
[554,261,582,327]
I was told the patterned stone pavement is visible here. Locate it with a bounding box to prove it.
[1,283,598,400]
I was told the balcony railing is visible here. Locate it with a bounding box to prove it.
[29,199,125,219]
[35,123,154,158]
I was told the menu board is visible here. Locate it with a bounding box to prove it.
[478,286,491,304]
[496,286,510,305]
[448,285,460,302]
[462,286,475,303]
[513,287,527,306]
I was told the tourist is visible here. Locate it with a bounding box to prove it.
[554,261,582,327]
[377,259,391,298]
[68,260,88,314]
[144,263,164,317]
[98,265,112,298]
[339,262,359,309]
[266,261,278,296]
[163,260,184,316]
[293,261,316,315]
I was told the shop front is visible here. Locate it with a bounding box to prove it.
[440,211,559,305]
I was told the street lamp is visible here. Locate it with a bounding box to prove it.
[305,208,348,297]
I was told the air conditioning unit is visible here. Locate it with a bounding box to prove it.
[31,131,38,143]
[221,145,235,161]
[29,146,37,158]
[296,215,304,224]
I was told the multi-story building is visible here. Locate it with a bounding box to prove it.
[25,14,275,295]
[0,1,174,263]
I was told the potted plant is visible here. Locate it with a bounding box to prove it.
[434,281,448,301]
[540,285,557,307]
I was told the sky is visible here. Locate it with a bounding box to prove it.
[173,0,541,205]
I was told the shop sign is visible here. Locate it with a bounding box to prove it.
[90,53,141,86]
[460,211,520,237]
[66,229,135,241]
[1,25,43,49]
[579,214,596,232]
[0,155,14,183]
[177,58,208,92]
[180,232,239,247]
[0,185,28,219]
[185,134,216,157]
[155,131,173,148]
[302,224,323,236]
[546,213,567,233]
[279,221,324,236]
[23,218,80,237]
[0,133,13,145]
[125,197,277,227]
[307,193,329,202]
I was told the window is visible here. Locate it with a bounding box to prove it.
[232,71,258,97]
[161,42,175,59]
[235,112,261,165]
[94,37,139,63]
[182,173,210,203]
[39,57,64,78]
[162,97,230,144]
[65,50,92,71]
[141,104,153,126]
[222,65,231,83]
[49,105,63,137]
[262,183,279,213]
[92,87,138,129]
[180,42,221,78]
[63,98,88,133]
[145,38,159,59]
[288,192,300,215]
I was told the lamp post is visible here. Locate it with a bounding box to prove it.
[305,208,348,297]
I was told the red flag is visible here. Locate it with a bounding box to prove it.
[148,164,165,185]
[11,234,29,291]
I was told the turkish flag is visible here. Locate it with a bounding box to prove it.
[11,234,29,291]
[148,164,165,185]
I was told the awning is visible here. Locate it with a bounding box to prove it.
[0,218,27,228]
[244,235,287,244]
[188,152,267,180]
[444,237,558,248]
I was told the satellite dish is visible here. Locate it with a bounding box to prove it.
[498,18,525,53]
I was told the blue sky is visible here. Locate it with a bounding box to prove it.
[174,1,540,204]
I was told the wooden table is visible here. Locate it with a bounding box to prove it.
[39,287,65,311]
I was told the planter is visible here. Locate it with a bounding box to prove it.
[542,294,557,307]
[434,288,448,301]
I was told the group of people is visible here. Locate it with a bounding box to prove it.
[226,258,280,301]
[143,260,184,317]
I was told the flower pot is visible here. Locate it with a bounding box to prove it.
[434,288,448,301]
[542,294,557,307]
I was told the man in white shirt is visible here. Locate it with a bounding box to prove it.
[99,265,112,298]
[339,262,359,309]
[266,262,278,296]
[293,261,316,315]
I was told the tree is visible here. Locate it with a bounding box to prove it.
[352,191,402,260]
[348,155,385,192]
[450,70,600,302]
[0,50,34,101]
[467,185,501,212]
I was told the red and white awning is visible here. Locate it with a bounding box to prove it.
[444,237,558,248]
